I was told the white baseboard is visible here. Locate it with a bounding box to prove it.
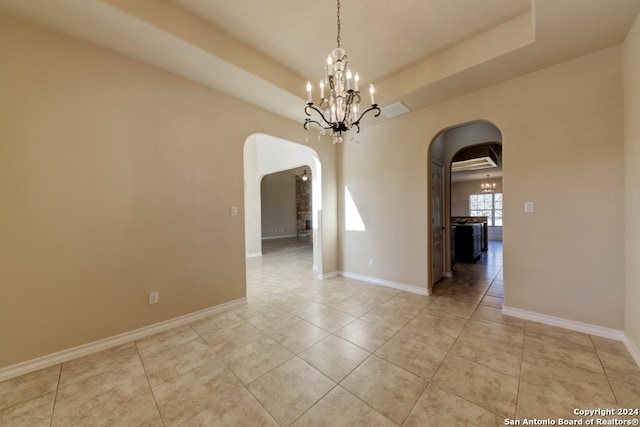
[0,298,247,382]
[317,271,339,280]
[246,252,262,258]
[623,334,640,368]
[261,235,297,240]
[313,270,430,296]
[502,305,640,368]
[502,305,625,340]
[339,271,431,296]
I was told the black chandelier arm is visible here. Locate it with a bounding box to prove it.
[305,103,335,129]
[353,104,381,125]
[304,118,327,131]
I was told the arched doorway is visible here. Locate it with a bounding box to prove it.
[243,133,323,274]
[428,121,503,288]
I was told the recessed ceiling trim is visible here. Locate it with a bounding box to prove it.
[451,156,497,172]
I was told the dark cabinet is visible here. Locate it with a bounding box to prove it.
[454,224,483,263]
[451,226,456,266]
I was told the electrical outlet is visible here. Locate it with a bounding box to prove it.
[369,258,375,266]
[149,291,158,304]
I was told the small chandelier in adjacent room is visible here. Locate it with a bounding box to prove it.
[304,0,380,144]
[481,175,496,193]
[300,169,310,181]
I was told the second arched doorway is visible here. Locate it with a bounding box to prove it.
[428,121,503,288]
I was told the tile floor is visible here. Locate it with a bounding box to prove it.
[1,238,639,426]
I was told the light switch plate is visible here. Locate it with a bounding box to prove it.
[524,202,534,213]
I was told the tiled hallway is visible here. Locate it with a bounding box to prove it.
[1,238,639,426]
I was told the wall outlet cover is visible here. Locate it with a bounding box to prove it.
[149,291,159,304]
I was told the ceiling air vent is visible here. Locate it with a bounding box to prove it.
[381,102,410,118]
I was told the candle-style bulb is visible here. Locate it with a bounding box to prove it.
[306,81,312,103]
[369,84,376,105]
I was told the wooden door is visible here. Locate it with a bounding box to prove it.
[431,162,444,285]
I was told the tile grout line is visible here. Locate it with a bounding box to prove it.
[47,364,63,427]
[513,320,529,420]
[589,335,623,406]
[133,340,166,427]
[178,321,283,425]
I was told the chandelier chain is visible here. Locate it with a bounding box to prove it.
[336,0,341,48]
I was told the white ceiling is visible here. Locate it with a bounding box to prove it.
[1,0,639,126]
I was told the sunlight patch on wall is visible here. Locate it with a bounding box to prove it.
[345,186,365,231]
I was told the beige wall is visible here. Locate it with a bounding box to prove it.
[261,169,299,239]
[0,13,337,369]
[341,45,625,329]
[624,13,640,356]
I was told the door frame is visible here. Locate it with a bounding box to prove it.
[430,161,445,287]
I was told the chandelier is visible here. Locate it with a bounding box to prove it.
[304,0,380,144]
[481,175,496,193]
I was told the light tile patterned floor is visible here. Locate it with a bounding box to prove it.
[1,238,639,426]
